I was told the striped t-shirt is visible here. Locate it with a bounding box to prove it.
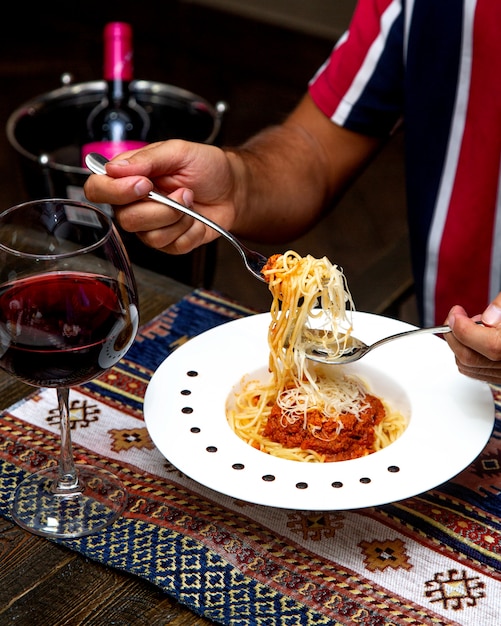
[309,0,501,326]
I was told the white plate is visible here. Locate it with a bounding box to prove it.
[143,312,495,510]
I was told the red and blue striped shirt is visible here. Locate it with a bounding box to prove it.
[309,0,501,326]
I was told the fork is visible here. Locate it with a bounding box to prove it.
[85,152,268,283]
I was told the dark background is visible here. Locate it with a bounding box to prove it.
[0,1,415,321]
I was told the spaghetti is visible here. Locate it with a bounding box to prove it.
[226,251,407,462]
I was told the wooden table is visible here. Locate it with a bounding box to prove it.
[0,265,213,625]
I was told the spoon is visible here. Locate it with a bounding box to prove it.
[85,152,268,283]
[301,323,453,365]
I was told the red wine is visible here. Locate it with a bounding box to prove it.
[81,22,149,165]
[0,272,136,387]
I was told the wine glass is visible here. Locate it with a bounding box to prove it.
[0,199,139,538]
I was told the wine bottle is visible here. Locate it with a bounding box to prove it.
[81,22,150,165]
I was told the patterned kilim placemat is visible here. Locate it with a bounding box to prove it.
[0,288,500,625]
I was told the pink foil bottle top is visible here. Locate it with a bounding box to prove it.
[81,140,147,163]
[81,21,149,166]
[104,22,133,82]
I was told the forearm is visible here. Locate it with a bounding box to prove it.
[227,94,382,243]
[227,126,328,242]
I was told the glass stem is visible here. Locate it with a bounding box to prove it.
[55,387,80,492]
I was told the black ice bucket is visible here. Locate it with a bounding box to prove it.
[6,78,228,287]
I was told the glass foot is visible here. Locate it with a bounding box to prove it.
[12,465,127,538]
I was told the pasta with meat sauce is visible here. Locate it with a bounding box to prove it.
[226,251,407,462]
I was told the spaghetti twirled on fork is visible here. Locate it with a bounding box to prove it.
[226,251,407,462]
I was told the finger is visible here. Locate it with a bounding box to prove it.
[454,359,501,384]
[445,328,501,365]
[446,306,501,361]
[105,140,191,180]
[447,329,501,380]
[115,188,194,232]
[120,186,218,254]
[138,215,209,255]
[482,297,501,327]
[84,173,153,205]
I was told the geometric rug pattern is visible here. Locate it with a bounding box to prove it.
[0,288,500,625]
